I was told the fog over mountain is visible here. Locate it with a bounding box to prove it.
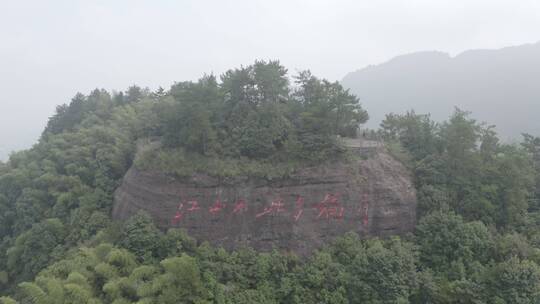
[2,2,540,161]
[342,41,540,140]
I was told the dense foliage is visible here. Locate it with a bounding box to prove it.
[1,61,539,303]
[135,61,368,179]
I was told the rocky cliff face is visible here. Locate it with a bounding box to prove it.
[113,142,416,255]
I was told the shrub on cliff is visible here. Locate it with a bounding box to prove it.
[156,61,368,163]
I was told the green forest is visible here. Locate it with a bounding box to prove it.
[1,61,540,303]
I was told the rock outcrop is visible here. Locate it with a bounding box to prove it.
[113,140,416,255]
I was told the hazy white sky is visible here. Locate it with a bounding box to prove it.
[1,0,540,159]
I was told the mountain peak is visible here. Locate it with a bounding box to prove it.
[342,42,540,139]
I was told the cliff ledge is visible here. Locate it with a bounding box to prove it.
[113,140,416,254]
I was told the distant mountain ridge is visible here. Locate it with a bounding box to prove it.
[342,41,540,139]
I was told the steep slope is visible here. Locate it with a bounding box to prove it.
[113,140,416,255]
[342,42,540,139]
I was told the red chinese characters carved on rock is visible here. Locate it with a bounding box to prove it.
[171,192,360,223]
[209,199,226,214]
[186,200,200,211]
[293,196,305,221]
[232,199,248,214]
[256,199,285,218]
[314,193,344,220]
[171,202,184,225]
[171,200,201,224]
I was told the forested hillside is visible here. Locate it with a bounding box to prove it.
[1,61,540,303]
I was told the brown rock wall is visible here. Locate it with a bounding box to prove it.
[113,146,416,254]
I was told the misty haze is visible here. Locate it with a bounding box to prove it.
[342,41,540,140]
[1,1,540,303]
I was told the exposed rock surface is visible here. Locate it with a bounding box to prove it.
[113,140,416,255]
